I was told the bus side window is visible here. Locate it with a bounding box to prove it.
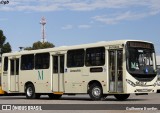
[67,49,84,68]
[85,47,105,66]
[53,56,58,73]
[3,57,8,71]
[60,55,64,73]
[35,53,50,69]
[10,60,14,75]
[21,54,34,70]
[53,55,64,73]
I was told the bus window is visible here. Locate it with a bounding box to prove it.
[10,60,14,75]
[126,41,156,81]
[53,55,64,73]
[3,57,8,71]
[16,59,19,75]
[85,47,105,66]
[67,49,84,68]
[128,48,154,72]
[21,54,34,70]
[157,65,160,81]
[35,53,50,69]
[60,56,64,73]
[53,56,58,73]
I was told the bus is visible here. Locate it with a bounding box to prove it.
[0,40,157,101]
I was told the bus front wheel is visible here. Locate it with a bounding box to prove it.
[89,83,103,101]
[25,84,38,99]
[114,94,130,101]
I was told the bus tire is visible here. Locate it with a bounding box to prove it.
[89,83,103,101]
[48,94,62,99]
[25,84,37,99]
[114,94,130,101]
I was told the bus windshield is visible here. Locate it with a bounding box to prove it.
[157,65,160,81]
[126,41,156,81]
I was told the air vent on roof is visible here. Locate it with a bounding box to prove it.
[97,41,106,43]
[60,46,68,47]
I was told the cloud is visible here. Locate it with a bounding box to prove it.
[93,7,160,25]
[93,11,149,24]
[61,24,73,30]
[91,0,160,24]
[61,24,91,30]
[0,0,159,12]
[78,24,91,29]
[1,0,160,24]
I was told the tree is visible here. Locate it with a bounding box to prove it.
[2,42,12,53]
[24,47,32,50]
[0,30,12,54]
[24,41,55,50]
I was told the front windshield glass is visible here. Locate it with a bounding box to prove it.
[157,65,160,81]
[128,48,155,74]
[126,41,156,81]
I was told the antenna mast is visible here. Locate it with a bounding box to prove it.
[40,17,46,43]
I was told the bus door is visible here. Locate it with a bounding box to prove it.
[10,58,19,92]
[52,55,65,93]
[109,49,123,93]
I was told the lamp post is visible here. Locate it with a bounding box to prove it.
[19,47,24,51]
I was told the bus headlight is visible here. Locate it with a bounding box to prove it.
[126,79,136,87]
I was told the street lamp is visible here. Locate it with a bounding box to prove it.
[19,47,24,51]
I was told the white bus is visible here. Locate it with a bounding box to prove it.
[0,40,157,100]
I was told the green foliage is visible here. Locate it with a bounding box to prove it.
[24,41,55,50]
[0,30,12,54]
[2,42,12,53]
[24,47,32,50]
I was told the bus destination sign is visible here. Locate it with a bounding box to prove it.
[128,42,152,49]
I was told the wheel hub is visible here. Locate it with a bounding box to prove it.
[93,87,101,97]
[27,87,33,96]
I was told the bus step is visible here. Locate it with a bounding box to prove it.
[67,94,76,96]
[135,93,148,95]
[157,90,160,93]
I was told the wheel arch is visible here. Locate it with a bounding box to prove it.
[24,81,34,92]
[87,80,102,93]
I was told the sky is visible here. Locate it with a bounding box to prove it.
[0,0,160,55]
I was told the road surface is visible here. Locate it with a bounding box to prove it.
[0,93,160,113]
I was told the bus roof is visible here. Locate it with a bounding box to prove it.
[2,39,153,57]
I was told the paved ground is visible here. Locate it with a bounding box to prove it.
[0,93,160,113]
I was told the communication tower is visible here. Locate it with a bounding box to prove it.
[40,17,46,43]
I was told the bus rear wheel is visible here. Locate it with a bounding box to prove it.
[89,83,103,101]
[25,84,39,99]
[114,94,130,101]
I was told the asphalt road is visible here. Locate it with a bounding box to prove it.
[0,93,160,113]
